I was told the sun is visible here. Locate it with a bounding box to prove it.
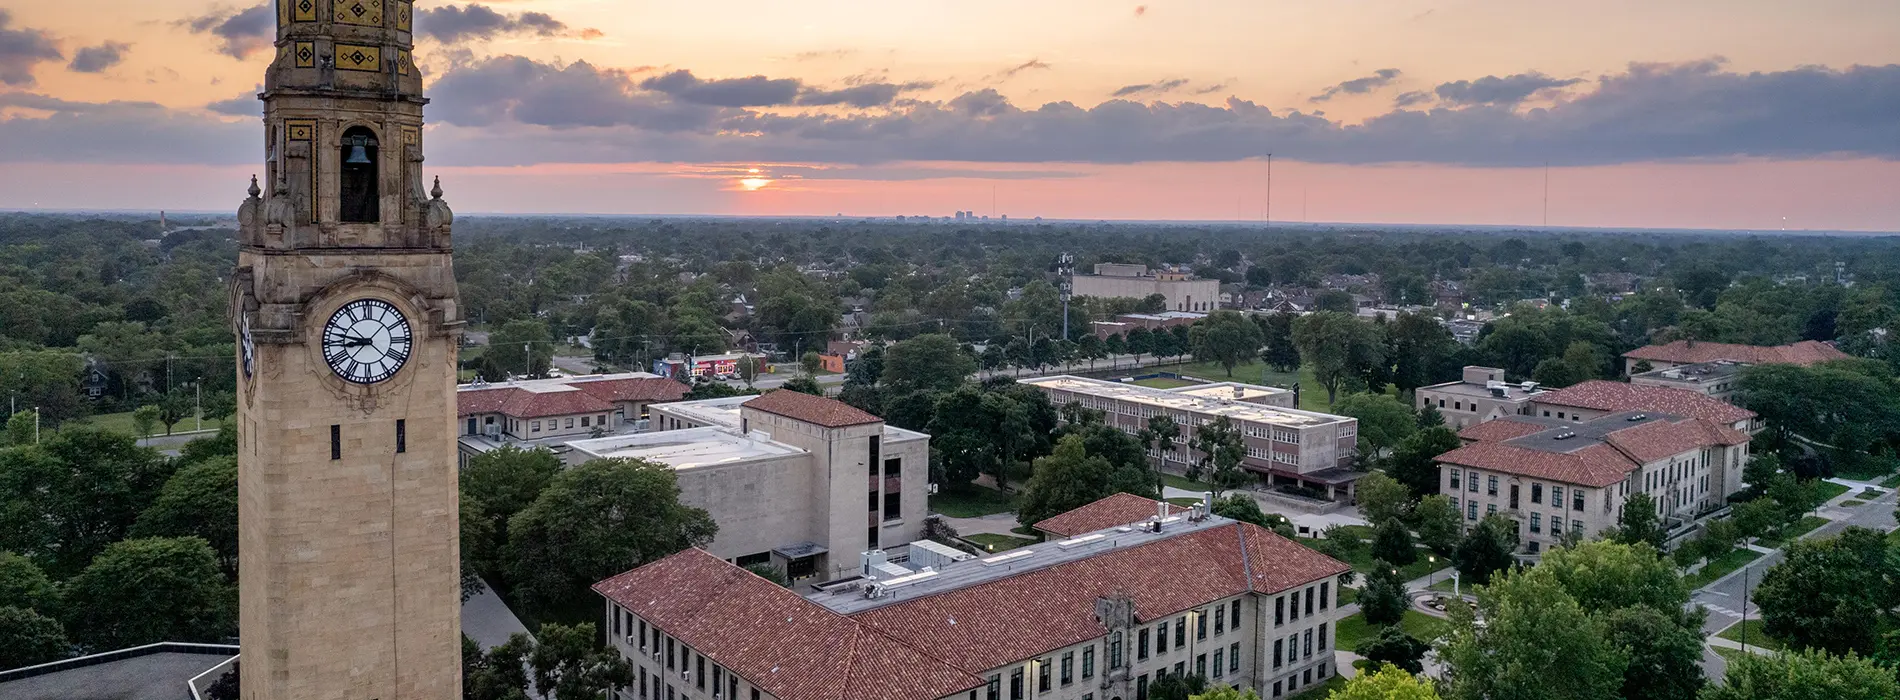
[740,177,772,191]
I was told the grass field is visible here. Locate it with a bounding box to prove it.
[1133,377,1200,389]
[931,484,1020,518]
[1681,547,1763,589]
[67,410,225,436]
[1813,479,1851,503]
[1338,586,1360,606]
[1884,473,1900,489]
[1287,674,1347,700]
[1859,487,1886,499]
[1842,499,1867,507]
[1334,610,1452,650]
[1715,619,1786,651]
[1710,646,1762,666]
[1160,472,1218,492]
[1756,516,1828,549]
[965,533,1037,552]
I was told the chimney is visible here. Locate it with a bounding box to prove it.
[1158,499,1169,521]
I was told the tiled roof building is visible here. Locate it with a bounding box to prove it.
[1032,493,1187,539]
[1529,380,1756,426]
[1622,339,1848,373]
[597,495,1353,700]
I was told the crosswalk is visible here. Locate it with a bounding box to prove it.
[1701,602,1745,618]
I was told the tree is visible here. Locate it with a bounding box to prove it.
[745,562,790,587]
[1729,497,1781,542]
[800,351,824,376]
[881,334,976,394]
[462,445,565,570]
[1353,629,1432,675]
[1412,495,1462,554]
[1371,518,1418,566]
[62,537,234,651]
[1438,567,1627,700]
[1386,426,1458,498]
[1765,473,1821,522]
[3,410,31,446]
[0,551,58,611]
[205,663,240,700]
[1608,492,1667,551]
[530,622,635,700]
[1148,673,1208,700]
[156,389,193,435]
[1538,540,1689,617]
[131,455,239,574]
[505,458,717,611]
[1754,527,1892,655]
[1188,311,1264,376]
[0,606,68,670]
[1740,453,1781,499]
[1292,312,1386,404]
[1017,435,1154,529]
[1454,514,1518,585]
[461,496,494,602]
[1333,393,1416,455]
[178,423,237,465]
[781,375,824,396]
[736,355,762,387]
[1356,472,1413,526]
[1414,404,1444,429]
[1332,663,1439,699]
[1359,562,1410,626]
[1601,605,1706,700]
[466,633,535,700]
[132,404,160,438]
[1191,416,1247,492]
[1389,311,1459,394]
[1702,649,1900,700]
[0,428,172,577]
[1210,495,1296,537]
[1259,313,1301,372]
[1142,414,1181,475]
[484,319,555,380]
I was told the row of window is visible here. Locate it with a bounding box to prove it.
[1437,397,1486,413]
[1129,644,1244,700]
[616,610,759,700]
[1449,469,1587,512]
[1270,625,1326,670]
[1270,662,1330,698]
[327,421,404,460]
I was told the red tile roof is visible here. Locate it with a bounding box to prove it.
[1033,493,1189,538]
[1457,417,1550,443]
[1602,418,1740,464]
[743,389,882,428]
[593,549,983,700]
[456,386,617,419]
[1624,340,1848,367]
[570,376,691,404]
[1435,441,1637,488]
[1532,381,1755,424]
[851,522,1349,674]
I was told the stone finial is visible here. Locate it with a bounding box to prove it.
[247,174,261,199]
[430,176,444,200]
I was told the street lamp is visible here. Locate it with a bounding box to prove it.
[1427,555,1437,586]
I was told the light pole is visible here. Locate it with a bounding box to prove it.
[1740,565,1750,654]
[1427,555,1437,587]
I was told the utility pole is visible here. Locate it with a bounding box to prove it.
[523,343,530,380]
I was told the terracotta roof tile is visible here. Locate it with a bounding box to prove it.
[1624,340,1848,367]
[1602,419,1732,464]
[851,522,1348,674]
[1033,493,1188,538]
[1435,441,1637,488]
[570,376,691,404]
[1533,381,1755,424]
[458,386,617,419]
[593,549,983,700]
[744,389,882,428]
[1457,417,1550,443]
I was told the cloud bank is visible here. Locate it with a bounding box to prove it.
[0,9,63,86]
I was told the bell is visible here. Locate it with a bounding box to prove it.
[345,144,372,165]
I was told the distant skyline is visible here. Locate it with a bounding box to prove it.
[1,1,1897,230]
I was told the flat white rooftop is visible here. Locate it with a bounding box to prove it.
[652,396,930,442]
[1173,381,1292,402]
[457,371,663,394]
[1022,375,1347,428]
[566,426,804,469]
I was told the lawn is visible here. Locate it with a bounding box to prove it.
[1715,619,1786,652]
[1858,487,1886,499]
[67,410,225,437]
[1338,586,1360,606]
[1756,516,1828,549]
[1842,499,1867,508]
[1711,646,1763,666]
[965,533,1037,552]
[1681,547,1763,589]
[1133,377,1201,389]
[1287,674,1348,700]
[1337,549,1446,583]
[1812,480,1851,503]
[931,484,1020,518]
[1883,473,1900,489]
[1166,497,1205,507]
[1335,610,1452,650]
[1160,472,1218,493]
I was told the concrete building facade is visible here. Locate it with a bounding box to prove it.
[593,494,1351,700]
[1071,264,1222,313]
[1021,376,1364,500]
[1414,366,1544,429]
[1628,360,1746,402]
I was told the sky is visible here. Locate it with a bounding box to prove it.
[1,0,1897,230]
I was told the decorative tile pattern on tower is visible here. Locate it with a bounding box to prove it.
[335,44,381,72]
[335,0,383,26]
[292,0,321,22]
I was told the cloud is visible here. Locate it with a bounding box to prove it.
[1111,78,1190,98]
[67,41,130,73]
[206,85,262,116]
[1393,90,1433,108]
[1311,68,1402,102]
[181,3,274,59]
[639,69,802,107]
[0,9,63,86]
[1432,71,1583,106]
[0,92,253,165]
[415,3,596,43]
[797,83,910,108]
[430,57,724,130]
[1000,59,1051,78]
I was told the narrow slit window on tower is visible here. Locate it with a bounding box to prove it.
[396,419,406,454]
[331,425,341,460]
[340,126,380,223]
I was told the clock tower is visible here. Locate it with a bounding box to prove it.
[232,0,461,698]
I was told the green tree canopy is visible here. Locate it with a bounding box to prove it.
[131,455,238,575]
[781,375,824,396]
[1386,426,1459,498]
[505,458,717,612]
[1411,494,1462,554]
[1188,310,1264,377]
[1334,393,1418,455]
[0,605,68,670]
[0,427,172,576]
[881,334,976,394]
[1702,649,1900,700]
[1359,562,1410,627]
[1454,514,1519,585]
[1439,566,1627,700]
[1292,312,1386,404]
[529,622,635,700]
[61,536,234,651]
[1755,526,1894,655]
[484,319,556,380]
[1538,540,1689,618]
[1333,662,1440,699]
[1017,435,1155,529]
[1601,604,1706,700]
[1371,518,1418,567]
[1356,471,1413,526]
[0,551,58,612]
[1609,492,1667,551]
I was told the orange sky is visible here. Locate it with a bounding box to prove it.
[2,0,1897,229]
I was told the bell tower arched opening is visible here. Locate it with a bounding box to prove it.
[340,126,380,223]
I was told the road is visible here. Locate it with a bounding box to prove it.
[1689,479,1897,678]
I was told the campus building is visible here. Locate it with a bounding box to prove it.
[1089,311,1208,340]
[1414,366,1544,429]
[456,372,690,461]
[1620,339,1848,375]
[1071,263,1222,313]
[1020,376,1364,501]
[1627,360,1746,402]
[593,494,1352,700]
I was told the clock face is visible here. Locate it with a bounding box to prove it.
[240,316,256,378]
[322,299,413,384]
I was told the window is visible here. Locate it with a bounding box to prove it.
[1304,629,1314,658]
[884,492,901,521]
[1229,642,1240,672]
[885,457,901,478]
[1450,496,1459,510]
[1318,624,1328,651]
[1196,654,1207,677]
[1214,609,1224,635]
[1176,617,1187,646]
[1449,468,1460,487]
[1039,659,1051,693]
[1275,598,1284,626]
[1231,599,1242,628]
[1304,668,1312,685]
[868,435,880,478]
[1304,586,1314,616]
[988,675,1000,700]
[640,668,648,698]
[1010,667,1023,700]
[1467,502,1478,520]
[1468,473,1478,492]
[330,425,341,460]
[531,420,541,433]
[1197,611,1208,639]
[1509,483,1520,509]
[1288,591,1299,621]
[1487,503,1497,515]
[581,416,590,427]
[1082,646,1095,679]
[696,656,706,690]
[666,638,675,669]
[1139,629,1151,660]
[1320,582,1330,610]
[1157,622,1169,652]
[395,419,405,454]
[1286,634,1298,665]
[1110,631,1123,667]
[1530,512,1541,534]
[566,417,575,429]
[1488,475,1498,495]
[339,126,380,223]
[869,490,879,511]
[1274,681,1283,698]
[1273,639,1283,669]
[1573,521,1584,536]
[1531,483,1543,504]
[1574,490,1585,511]
[1136,675,1149,700]
[1061,652,1074,685]
[1212,650,1224,678]
[1552,485,1564,506]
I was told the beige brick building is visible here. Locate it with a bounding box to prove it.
[1414,366,1543,430]
[594,494,1351,700]
[1071,264,1222,313]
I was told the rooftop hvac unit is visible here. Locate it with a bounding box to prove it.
[625,635,638,646]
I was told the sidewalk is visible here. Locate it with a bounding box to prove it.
[461,577,533,650]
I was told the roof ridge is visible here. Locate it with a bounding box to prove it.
[1234,522,1256,592]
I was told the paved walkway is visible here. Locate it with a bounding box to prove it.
[461,577,534,650]
[938,512,1026,537]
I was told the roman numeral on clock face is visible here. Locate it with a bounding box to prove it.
[322,298,414,385]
